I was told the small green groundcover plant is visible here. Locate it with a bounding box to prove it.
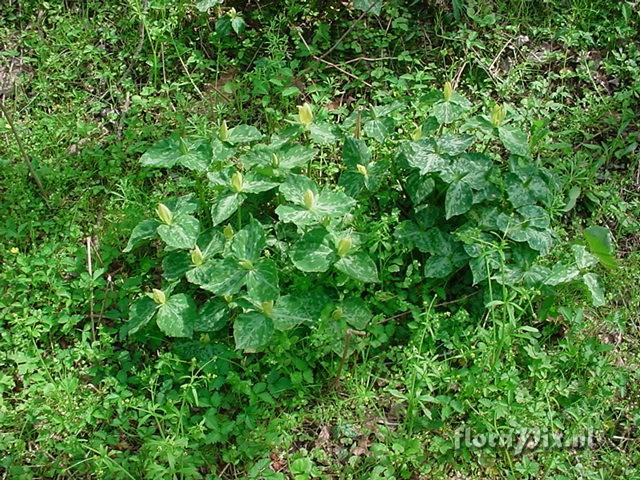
[122,84,615,352]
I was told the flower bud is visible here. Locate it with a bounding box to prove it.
[191,245,204,267]
[332,307,343,320]
[356,164,368,176]
[261,300,274,317]
[218,120,229,141]
[271,153,279,168]
[411,123,422,141]
[223,294,233,303]
[230,171,244,193]
[303,189,315,210]
[443,81,453,101]
[297,103,314,126]
[179,137,189,155]
[337,237,352,257]
[239,259,254,270]
[156,203,173,225]
[223,224,234,240]
[152,288,166,305]
[491,103,506,127]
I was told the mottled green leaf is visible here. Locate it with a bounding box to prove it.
[402,140,445,175]
[176,139,212,172]
[124,219,159,252]
[341,298,372,330]
[498,125,530,157]
[227,125,263,144]
[584,226,617,269]
[279,174,318,204]
[211,193,245,226]
[544,263,581,286]
[162,251,192,281]
[199,258,247,295]
[424,255,454,278]
[363,118,390,142]
[122,297,157,337]
[445,181,473,219]
[275,204,317,226]
[314,190,356,217]
[195,299,228,332]
[156,294,196,338]
[231,219,266,262]
[343,137,371,167]
[432,101,465,125]
[157,215,200,250]
[140,136,180,168]
[334,252,379,283]
[291,227,335,272]
[309,122,336,145]
[583,273,605,307]
[196,0,221,12]
[272,292,328,331]
[246,258,279,302]
[572,245,598,270]
[234,312,274,352]
[437,134,474,156]
[353,0,382,15]
[405,173,435,205]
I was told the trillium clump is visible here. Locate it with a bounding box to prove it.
[123,89,614,352]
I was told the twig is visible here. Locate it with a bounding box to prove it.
[86,237,96,342]
[314,56,373,88]
[319,0,383,60]
[343,56,395,64]
[116,91,131,140]
[453,60,468,89]
[0,100,49,204]
[434,291,480,307]
[174,42,206,101]
[488,36,514,73]
[331,328,367,389]
[295,28,373,88]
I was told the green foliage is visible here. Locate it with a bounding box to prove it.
[124,87,608,351]
[2,0,638,478]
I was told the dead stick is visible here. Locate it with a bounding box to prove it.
[1,100,49,204]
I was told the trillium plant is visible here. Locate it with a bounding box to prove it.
[123,86,615,352]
